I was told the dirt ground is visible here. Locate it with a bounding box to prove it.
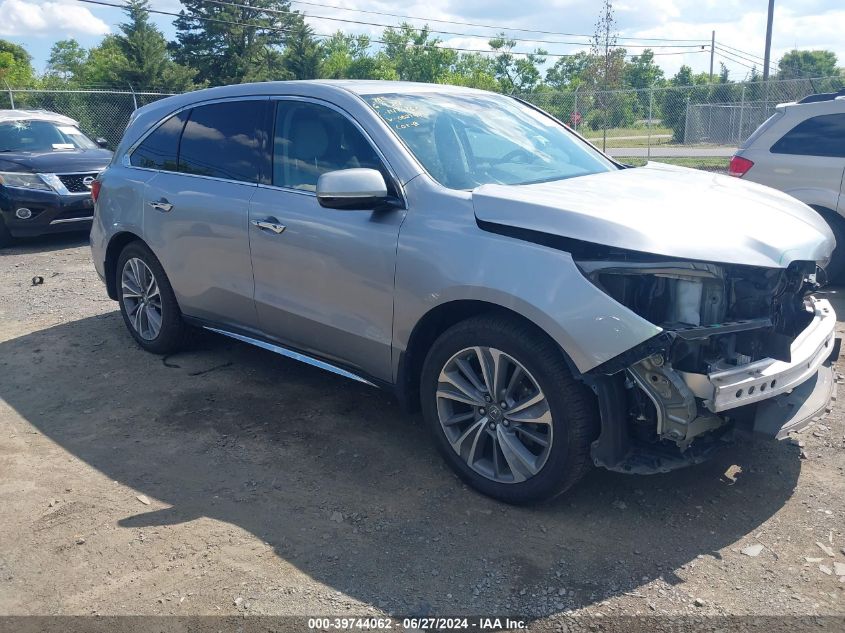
[1,233,844,630]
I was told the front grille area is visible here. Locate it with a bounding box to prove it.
[57,173,98,193]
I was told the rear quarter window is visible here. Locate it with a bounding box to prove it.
[130,112,188,170]
[770,113,845,158]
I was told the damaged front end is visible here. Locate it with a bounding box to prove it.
[579,255,838,474]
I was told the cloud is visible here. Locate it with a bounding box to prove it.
[0,0,111,37]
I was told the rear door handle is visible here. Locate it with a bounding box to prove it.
[149,199,173,212]
[251,218,286,234]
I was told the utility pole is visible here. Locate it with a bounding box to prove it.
[762,0,775,81]
[709,30,715,81]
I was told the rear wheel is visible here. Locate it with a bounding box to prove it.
[116,241,187,354]
[420,315,599,504]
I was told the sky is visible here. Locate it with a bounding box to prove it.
[2,0,844,82]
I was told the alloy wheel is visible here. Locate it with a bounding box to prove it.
[435,346,553,484]
[121,257,163,341]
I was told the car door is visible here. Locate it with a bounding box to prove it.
[761,112,845,212]
[248,98,406,382]
[141,98,271,330]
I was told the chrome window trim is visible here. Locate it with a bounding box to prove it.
[125,95,272,184]
[267,95,407,207]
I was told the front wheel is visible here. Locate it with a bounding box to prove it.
[420,315,599,504]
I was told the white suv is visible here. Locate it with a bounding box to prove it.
[730,90,845,278]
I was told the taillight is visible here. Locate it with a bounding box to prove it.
[91,179,101,202]
[728,155,754,177]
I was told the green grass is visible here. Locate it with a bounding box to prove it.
[616,156,729,172]
[582,126,674,147]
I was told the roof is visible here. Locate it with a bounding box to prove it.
[0,109,79,126]
[307,79,489,96]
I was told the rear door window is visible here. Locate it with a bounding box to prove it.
[177,100,271,183]
[770,113,845,158]
[130,111,188,170]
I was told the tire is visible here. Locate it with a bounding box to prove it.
[116,241,187,354]
[0,216,13,248]
[818,211,845,284]
[420,314,599,504]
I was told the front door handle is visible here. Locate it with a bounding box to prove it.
[149,199,173,212]
[251,218,286,234]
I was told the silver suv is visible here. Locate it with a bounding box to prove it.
[92,81,837,503]
[730,90,845,277]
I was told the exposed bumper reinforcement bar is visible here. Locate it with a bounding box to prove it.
[680,298,836,413]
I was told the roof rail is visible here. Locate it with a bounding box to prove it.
[797,88,845,104]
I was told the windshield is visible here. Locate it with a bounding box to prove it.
[363,92,616,189]
[0,120,98,152]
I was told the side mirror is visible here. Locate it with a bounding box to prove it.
[316,168,397,210]
[95,137,109,149]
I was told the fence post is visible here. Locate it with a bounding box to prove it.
[647,84,654,161]
[128,83,138,110]
[683,94,690,144]
[573,87,579,133]
[3,80,14,109]
[737,85,746,144]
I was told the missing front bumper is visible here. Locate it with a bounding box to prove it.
[679,298,836,413]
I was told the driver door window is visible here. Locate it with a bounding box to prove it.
[272,101,389,191]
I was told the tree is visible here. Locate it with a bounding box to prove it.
[625,49,663,90]
[585,0,624,148]
[488,34,547,94]
[381,24,456,83]
[321,32,395,80]
[662,64,709,142]
[0,40,34,87]
[777,50,838,79]
[77,36,127,86]
[545,52,590,90]
[46,40,87,80]
[718,62,730,83]
[171,0,301,85]
[624,48,664,116]
[444,53,498,91]
[115,0,197,91]
[281,18,321,80]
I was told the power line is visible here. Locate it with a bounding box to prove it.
[717,42,767,63]
[715,46,775,74]
[75,0,709,60]
[285,0,711,44]
[715,42,777,75]
[714,49,758,72]
[195,0,707,50]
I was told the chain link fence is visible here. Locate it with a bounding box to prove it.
[1,77,842,165]
[0,88,176,149]
[518,76,844,164]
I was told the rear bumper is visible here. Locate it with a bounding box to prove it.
[680,297,837,413]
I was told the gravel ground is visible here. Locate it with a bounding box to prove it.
[1,234,844,631]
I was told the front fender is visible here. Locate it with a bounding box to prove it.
[391,181,661,377]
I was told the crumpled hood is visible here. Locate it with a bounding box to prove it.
[472,162,834,269]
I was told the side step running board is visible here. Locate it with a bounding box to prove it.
[203,327,377,387]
